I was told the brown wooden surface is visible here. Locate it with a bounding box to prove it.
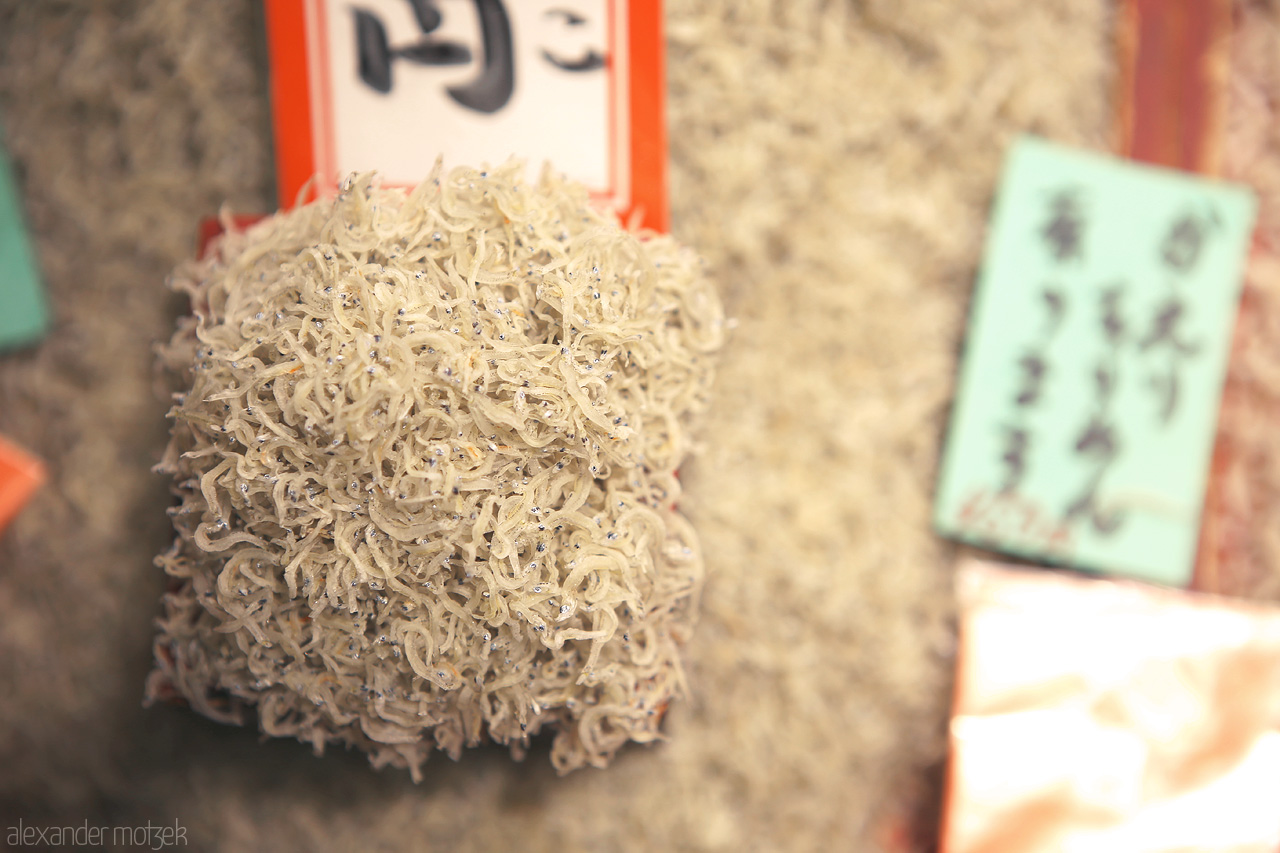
[1115,0,1249,595]
[1115,0,1232,174]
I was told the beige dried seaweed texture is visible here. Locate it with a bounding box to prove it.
[144,161,726,778]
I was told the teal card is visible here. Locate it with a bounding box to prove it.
[0,132,48,350]
[935,137,1257,586]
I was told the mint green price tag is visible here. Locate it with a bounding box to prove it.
[0,132,48,351]
[935,137,1257,586]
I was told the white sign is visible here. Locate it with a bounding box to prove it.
[266,0,667,229]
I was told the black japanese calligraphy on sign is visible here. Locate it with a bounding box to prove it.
[1139,297,1201,423]
[1013,353,1048,407]
[994,197,1080,497]
[1059,208,1225,534]
[1064,284,1127,535]
[1137,209,1214,424]
[1064,413,1125,534]
[542,8,605,71]
[355,0,514,112]
[354,1,605,114]
[997,424,1031,494]
[998,290,1067,493]
[1160,208,1221,272]
[1039,188,1085,264]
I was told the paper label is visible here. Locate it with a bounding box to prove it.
[944,558,1280,852]
[0,135,48,350]
[265,0,667,230]
[934,137,1257,586]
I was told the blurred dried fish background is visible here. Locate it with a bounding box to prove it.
[10,2,1276,851]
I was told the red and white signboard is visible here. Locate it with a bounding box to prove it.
[264,0,668,231]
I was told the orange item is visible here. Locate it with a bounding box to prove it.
[0,434,44,535]
[196,215,265,259]
[1114,0,1231,175]
[942,558,1280,852]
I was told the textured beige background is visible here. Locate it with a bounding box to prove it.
[0,2,1117,850]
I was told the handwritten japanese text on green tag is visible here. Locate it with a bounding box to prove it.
[935,137,1257,586]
